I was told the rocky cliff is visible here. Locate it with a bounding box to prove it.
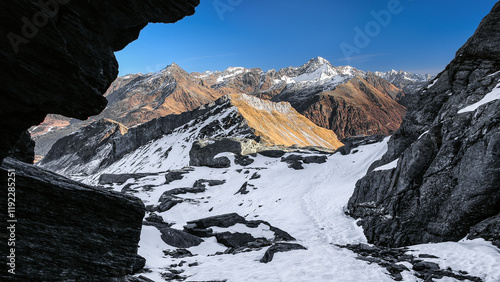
[348,2,500,248]
[0,0,200,161]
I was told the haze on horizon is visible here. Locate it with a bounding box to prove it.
[116,0,498,76]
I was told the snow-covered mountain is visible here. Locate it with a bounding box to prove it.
[33,57,431,162]
[39,94,342,178]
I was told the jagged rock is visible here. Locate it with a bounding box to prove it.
[143,221,202,249]
[299,74,406,140]
[303,155,328,164]
[7,130,35,164]
[0,0,200,161]
[339,243,482,282]
[156,186,206,212]
[281,154,304,169]
[215,232,258,249]
[468,213,500,248]
[234,154,255,166]
[123,275,157,282]
[348,2,500,247]
[186,213,246,229]
[0,158,145,280]
[413,261,440,272]
[165,171,186,184]
[260,243,307,263]
[338,135,386,155]
[183,224,214,238]
[189,138,255,168]
[144,213,166,224]
[235,182,250,195]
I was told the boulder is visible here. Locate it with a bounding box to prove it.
[143,222,203,249]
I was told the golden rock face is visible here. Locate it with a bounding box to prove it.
[229,93,343,150]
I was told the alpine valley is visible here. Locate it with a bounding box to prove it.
[1,1,500,282]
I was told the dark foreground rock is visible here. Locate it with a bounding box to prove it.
[337,135,386,155]
[0,157,145,280]
[0,0,200,161]
[348,2,500,247]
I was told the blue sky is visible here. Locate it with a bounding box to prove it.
[116,0,498,76]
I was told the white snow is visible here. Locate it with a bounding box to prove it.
[373,158,399,171]
[409,239,500,282]
[418,130,430,140]
[458,83,500,113]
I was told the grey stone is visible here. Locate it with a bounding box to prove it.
[0,158,145,280]
[348,2,500,247]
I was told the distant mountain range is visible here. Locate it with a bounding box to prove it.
[30,57,433,160]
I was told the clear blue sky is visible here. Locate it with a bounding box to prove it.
[116,0,498,76]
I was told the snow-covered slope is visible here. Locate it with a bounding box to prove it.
[96,137,500,282]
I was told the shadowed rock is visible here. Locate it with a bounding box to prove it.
[0,158,145,280]
[0,0,200,161]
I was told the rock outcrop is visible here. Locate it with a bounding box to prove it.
[0,0,200,161]
[0,157,145,280]
[348,2,500,247]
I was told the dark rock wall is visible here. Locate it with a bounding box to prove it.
[0,0,201,280]
[0,0,200,161]
[0,158,146,280]
[348,3,500,247]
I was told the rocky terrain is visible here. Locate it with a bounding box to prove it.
[0,157,146,280]
[348,2,500,248]
[38,93,342,178]
[0,0,201,280]
[46,126,500,281]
